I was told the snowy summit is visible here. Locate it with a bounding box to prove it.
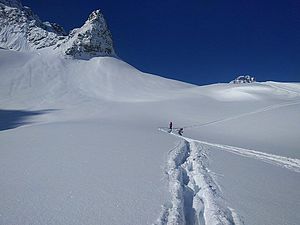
[0,1,300,225]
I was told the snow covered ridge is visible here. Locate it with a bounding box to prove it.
[0,0,115,57]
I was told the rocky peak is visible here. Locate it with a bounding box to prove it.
[61,9,115,58]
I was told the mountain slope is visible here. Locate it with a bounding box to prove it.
[1,46,300,225]
[0,49,192,110]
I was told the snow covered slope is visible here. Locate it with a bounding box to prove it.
[1,1,300,225]
[1,46,300,225]
[0,49,191,110]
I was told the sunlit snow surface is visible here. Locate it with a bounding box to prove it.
[0,49,300,225]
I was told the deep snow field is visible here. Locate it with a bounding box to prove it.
[0,48,300,225]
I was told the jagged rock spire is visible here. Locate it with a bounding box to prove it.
[62,9,115,58]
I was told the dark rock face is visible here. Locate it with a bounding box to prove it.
[43,22,67,36]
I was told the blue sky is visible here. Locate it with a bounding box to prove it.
[23,0,300,85]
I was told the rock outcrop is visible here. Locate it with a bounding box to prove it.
[60,10,115,58]
[230,75,256,84]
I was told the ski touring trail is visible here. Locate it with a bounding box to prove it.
[182,100,300,130]
[158,128,300,174]
[155,129,244,225]
[184,137,300,174]
[156,127,300,225]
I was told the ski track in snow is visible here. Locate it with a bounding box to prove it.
[156,125,300,225]
[266,83,300,96]
[187,138,300,173]
[182,100,300,130]
[161,129,300,173]
[155,129,244,225]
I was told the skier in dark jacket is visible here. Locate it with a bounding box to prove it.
[178,128,184,136]
[169,122,173,132]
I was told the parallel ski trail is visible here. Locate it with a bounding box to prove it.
[159,129,300,173]
[267,83,300,95]
[182,100,300,130]
[190,139,300,173]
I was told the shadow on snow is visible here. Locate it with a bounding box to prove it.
[0,109,54,131]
